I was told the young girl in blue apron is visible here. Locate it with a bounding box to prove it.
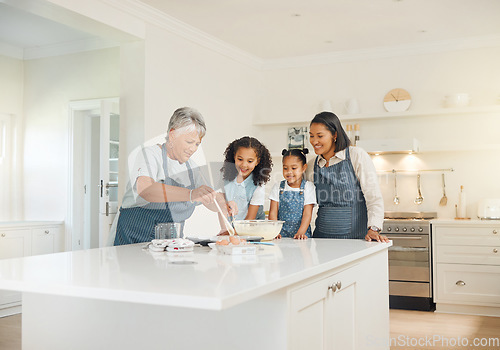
[221,136,273,220]
[307,111,389,242]
[268,148,316,240]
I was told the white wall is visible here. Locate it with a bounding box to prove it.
[22,48,120,220]
[140,24,263,236]
[142,24,261,162]
[255,46,500,219]
[0,55,24,220]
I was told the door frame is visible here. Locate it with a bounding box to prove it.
[67,97,119,251]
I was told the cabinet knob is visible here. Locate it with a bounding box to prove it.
[493,230,498,235]
[44,230,50,234]
[336,281,342,290]
[456,280,466,286]
[1,233,5,237]
[328,284,337,292]
[494,248,498,253]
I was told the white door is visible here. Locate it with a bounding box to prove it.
[68,98,119,250]
[98,100,120,247]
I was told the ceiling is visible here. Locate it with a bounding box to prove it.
[140,0,500,59]
[1,0,500,60]
[0,3,94,49]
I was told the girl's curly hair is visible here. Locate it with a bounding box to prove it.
[221,136,273,186]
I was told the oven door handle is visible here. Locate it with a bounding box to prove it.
[386,236,424,240]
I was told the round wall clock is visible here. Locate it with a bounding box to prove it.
[383,88,411,112]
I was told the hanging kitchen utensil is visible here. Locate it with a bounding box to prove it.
[439,173,448,206]
[393,171,400,205]
[414,174,424,205]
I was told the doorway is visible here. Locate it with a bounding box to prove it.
[68,98,120,250]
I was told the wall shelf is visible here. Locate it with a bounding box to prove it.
[253,105,500,126]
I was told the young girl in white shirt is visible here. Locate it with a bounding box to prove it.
[221,136,273,220]
[268,148,316,240]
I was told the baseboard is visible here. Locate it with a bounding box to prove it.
[0,304,22,318]
[436,303,500,317]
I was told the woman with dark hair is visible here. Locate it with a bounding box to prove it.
[221,136,272,220]
[307,111,389,242]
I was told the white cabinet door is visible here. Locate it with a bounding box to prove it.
[0,229,31,259]
[0,229,30,312]
[32,226,62,256]
[325,266,359,350]
[289,264,359,350]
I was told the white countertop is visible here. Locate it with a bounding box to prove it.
[0,221,63,228]
[431,218,500,226]
[0,238,390,310]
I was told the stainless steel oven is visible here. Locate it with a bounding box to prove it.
[382,211,436,311]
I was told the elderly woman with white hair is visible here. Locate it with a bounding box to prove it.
[114,107,220,245]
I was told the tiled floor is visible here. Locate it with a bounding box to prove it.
[0,310,499,349]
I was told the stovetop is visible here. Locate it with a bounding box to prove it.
[384,211,437,220]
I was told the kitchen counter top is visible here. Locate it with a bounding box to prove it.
[0,221,63,227]
[0,238,390,310]
[431,218,500,225]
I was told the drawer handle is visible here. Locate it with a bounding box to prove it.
[494,248,498,253]
[1,233,5,237]
[494,230,498,235]
[328,284,337,292]
[44,230,50,234]
[456,280,466,286]
[336,281,342,290]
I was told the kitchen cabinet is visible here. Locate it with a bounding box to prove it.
[0,228,31,317]
[289,251,389,350]
[289,264,359,350]
[31,226,63,256]
[432,221,500,317]
[0,239,390,350]
[0,229,32,259]
[0,221,63,316]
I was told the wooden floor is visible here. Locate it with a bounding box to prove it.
[0,310,499,349]
[389,310,500,350]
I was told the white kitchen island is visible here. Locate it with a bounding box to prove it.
[0,238,391,350]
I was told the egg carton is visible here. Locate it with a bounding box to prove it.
[216,243,257,255]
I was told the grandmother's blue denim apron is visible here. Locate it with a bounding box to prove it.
[313,147,367,239]
[277,180,311,238]
[114,144,196,245]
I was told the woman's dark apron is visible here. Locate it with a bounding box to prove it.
[277,180,312,238]
[114,144,196,245]
[313,147,368,239]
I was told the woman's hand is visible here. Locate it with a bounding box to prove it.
[365,229,390,243]
[191,185,216,206]
[227,201,238,217]
[294,233,308,240]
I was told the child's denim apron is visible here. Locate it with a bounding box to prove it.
[277,179,312,238]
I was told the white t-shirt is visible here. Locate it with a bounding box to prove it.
[269,180,317,206]
[121,144,204,208]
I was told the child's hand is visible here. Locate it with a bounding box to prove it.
[227,201,238,217]
[293,233,308,240]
